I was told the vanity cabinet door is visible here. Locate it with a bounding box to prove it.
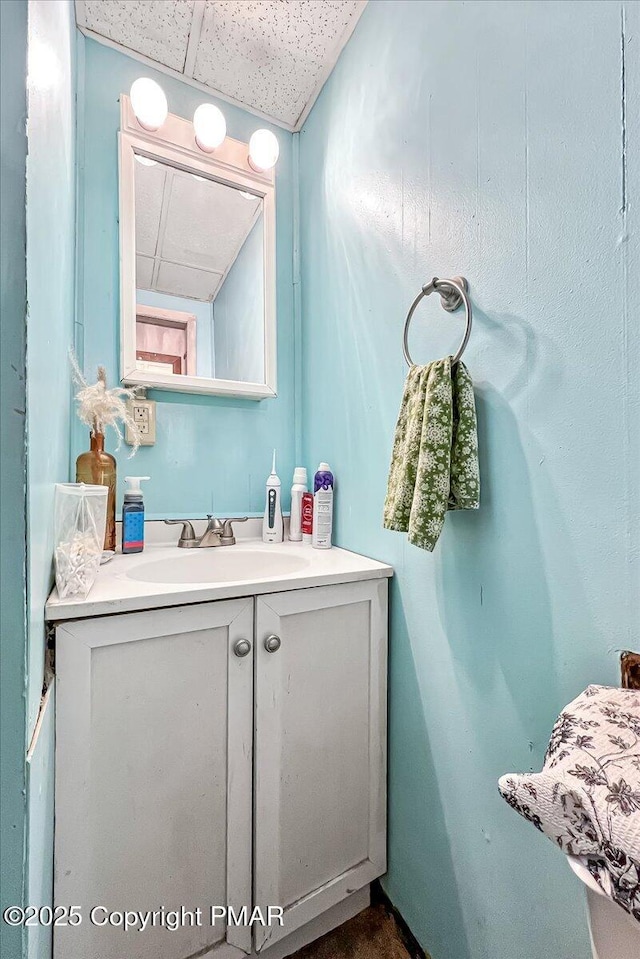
[254,580,388,951]
[54,600,254,959]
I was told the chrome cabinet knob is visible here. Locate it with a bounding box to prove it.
[233,639,252,658]
[264,634,281,653]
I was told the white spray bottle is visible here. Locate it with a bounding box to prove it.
[262,449,283,543]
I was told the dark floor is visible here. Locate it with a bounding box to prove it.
[288,904,423,959]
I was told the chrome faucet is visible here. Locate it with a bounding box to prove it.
[164,515,248,548]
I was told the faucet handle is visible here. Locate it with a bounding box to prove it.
[205,514,225,531]
[164,519,197,548]
[219,517,248,545]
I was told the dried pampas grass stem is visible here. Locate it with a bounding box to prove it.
[70,351,142,456]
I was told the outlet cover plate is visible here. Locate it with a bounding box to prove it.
[126,398,156,446]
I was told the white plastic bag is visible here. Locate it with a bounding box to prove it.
[54,483,107,599]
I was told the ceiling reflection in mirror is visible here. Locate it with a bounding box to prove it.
[134,153,265,384]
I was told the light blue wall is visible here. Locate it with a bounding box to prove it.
[0,2,28,955]
[26,0,76,741]
[214,216,265,382]
[298,2,640,958]
[24,3,77,957]
[76,38,296,517]
[136,289,215,378]
[25,685,55,959]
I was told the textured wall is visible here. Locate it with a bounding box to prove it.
[26,0,77,737]
[24,3,78,957]
[299,2,640,957]
[0,1,28,955]
[25,685,55,959]
[77,38,296,517]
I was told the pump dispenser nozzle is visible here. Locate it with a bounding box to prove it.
[124,476,150,497]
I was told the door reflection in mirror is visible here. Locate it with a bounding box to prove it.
[135,302,197,375]
[134,153,265,383]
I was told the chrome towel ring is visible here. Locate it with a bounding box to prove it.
[402,275,472,366]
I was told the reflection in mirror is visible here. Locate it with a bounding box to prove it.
[134,153,265,384]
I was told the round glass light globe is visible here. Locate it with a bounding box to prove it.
[249,129,279,171]
[193,103,226,152]
[130,78,168,132]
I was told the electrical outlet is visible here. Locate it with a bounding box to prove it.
[126,398,156,446]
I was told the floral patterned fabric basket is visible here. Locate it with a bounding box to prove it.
[499,685,640,921]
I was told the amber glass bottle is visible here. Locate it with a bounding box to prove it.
[76,430,116,551]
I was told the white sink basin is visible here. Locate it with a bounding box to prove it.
[126,548,311,585]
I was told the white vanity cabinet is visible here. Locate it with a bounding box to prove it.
[53,578,388,959]
[253,582,387,952]
[54,599,254,959]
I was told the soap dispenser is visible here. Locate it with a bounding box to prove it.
[262,450,283,543]
[122,476,150,554]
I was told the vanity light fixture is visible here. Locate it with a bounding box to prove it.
[249,130,280,172]
[193,103,226,152]
[129,78,168,132]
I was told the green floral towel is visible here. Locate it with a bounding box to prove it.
[383,358,480,551]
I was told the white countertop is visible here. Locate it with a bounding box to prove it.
[45,526,393,622]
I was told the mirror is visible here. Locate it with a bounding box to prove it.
[134,156,265,382]
[119,98,276,399]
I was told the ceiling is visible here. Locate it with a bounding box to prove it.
[75,0,367,130]
[135,156,262,301]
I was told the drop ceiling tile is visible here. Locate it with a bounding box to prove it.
[192,1,364,126]
[161,170,262,272]
[134,159,167,255]
[156,261,223,301]
[82,0,194,71]
[134,158,261,302]
[136,255,154,289]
